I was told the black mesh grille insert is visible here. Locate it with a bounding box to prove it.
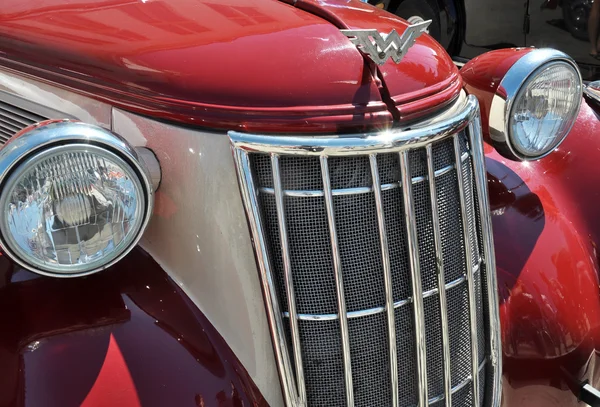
[246,129,491,406]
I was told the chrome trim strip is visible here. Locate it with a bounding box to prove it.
[257,154,468,197]
[282,260,481,321]
[369,154,399,407]
[584,81,600,105]
[426,143,452,407]
[469,110,503,407]
[320,155,355,407]
[454,134,479,406]
[400,150,428,407]
[427,359,486,405]
[271,154,306,405]
[229,98,473,156]
[233,149,299,405]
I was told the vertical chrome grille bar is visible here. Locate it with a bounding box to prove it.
[399,150,428,407]
[232,149,299,405]
[320,155,355,407]
[369,154,399,407]
[425,145,452,407]
[453,135,480,407]
[468,113,503,407]
[271,154,306,405]
[230,95,502,407]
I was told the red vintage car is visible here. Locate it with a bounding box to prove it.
[0,0,599,406]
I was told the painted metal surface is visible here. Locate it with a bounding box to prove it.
[462,49,600,404]
[293,0,462,121]
[0,0,461,132]
[0,0,600,405]
[488,99,600,406]
[460,47,533,145]
[112,108,285,407]
[0,74,284,407]
[0,246,267,407]
[2,100,600,407]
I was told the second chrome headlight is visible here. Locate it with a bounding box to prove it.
[490,49,582,160]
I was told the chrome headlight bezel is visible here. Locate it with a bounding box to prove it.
[0,121,155,277]
[489,48,583,161]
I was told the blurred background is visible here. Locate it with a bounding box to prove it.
[367,0,600,81]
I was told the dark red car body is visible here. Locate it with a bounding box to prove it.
[1,0,600,406]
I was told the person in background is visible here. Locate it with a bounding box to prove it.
[589,0,600,58]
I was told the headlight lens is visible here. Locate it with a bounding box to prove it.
[488,49,583,161]
[0,145,145,275]
[509,61,581,157]
[0,121,156,277]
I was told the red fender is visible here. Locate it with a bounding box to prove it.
[486,99,600,405]
[0,247,267,407]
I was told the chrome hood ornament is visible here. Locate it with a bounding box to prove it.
[341,20,431,66]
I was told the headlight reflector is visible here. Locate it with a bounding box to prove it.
[0,121,155,277]
[509,61,581,157]
[489,49,582,160]
[0,145,145,275]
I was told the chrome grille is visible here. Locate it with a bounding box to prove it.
[231,95,501,407]
[0,99,46,143]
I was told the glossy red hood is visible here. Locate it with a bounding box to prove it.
[291,0,462,121]
[0,0,460,132]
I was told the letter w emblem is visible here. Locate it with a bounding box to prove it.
[341,20,431,66]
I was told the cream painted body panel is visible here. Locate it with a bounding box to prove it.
[0,69,111,128]
[0,68,283,407]
[112,109,283,407]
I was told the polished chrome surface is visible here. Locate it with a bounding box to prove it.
[256,154,468,197]
[584,80,600,105]
[426,143,452,407]
[0,144,145,274]
[135,147,162,192]
[272,154,307,405]
[231,94,502,407]
[370,154,399,407]
[453,135,480,407]
[428,359,486,405]
[488,48,583,161]
[0,121,154,277]
[468,112,503,407]
[341,21,431,65]
[233,149,295,405]
[281,260,481,321]
[320,155,355,407]
[400,149,429,407]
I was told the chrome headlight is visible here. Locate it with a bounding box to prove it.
[0,121,156,277]
[490,49,582,160]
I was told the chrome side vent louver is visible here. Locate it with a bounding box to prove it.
[0,100,47,143]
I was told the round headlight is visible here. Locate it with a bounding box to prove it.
[490,49,582,161]
[0,121,155,277]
